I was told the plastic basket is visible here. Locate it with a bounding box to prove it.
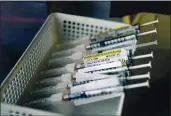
[1,13,129,116]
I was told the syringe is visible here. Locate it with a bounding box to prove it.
[43,52,152,77]
[69,72,150,94]
[31,73,121,96]
[41,63,76,76]
[52,44,86,58]
[86,28,157,50]
[68,72,150,88]
[31,82,68,96]
[25,93,63,106]
[91,19,158,42]
[35,73,72,86]
[54,36,90,51]
[51,29,157,58]
[31,71,150,97]
[63,80,150,101]
[78,61,152,74]
[48,52,83,68]
[90,30,157,55]
[27,80,150,106]
[91,39,157,54]
[84,50,153,67]
[48,42,155,68]
[70,76,121,94]
[74,71,126,82]
[52,19,158,52]
[76,71,149,83]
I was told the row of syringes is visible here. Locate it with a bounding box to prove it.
[27,19,158,106]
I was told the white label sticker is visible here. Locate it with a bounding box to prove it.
[75,72,111,82]
[78,61,122,73]
[83,49,128,67]
[70,77,120,93]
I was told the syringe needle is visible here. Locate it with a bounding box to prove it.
[138,28,157,36]
[129,61,152,70]
[126,72,150,80]
[136,40,158,48]
[140,18,159,27]
[125,80,150,89]
[132,51,153,60]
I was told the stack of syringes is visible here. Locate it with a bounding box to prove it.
[26,19,158,107]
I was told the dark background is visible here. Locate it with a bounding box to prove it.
[110,1,171,17]
[0,1,170,116]
[110,2,171,116]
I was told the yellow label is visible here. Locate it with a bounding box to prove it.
[83,49,121,60]
[121,62,127,66]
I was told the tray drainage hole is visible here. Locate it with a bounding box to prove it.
[8,110,13,113]
[63,20,67,23]
[72,22,76,25]
[3,98,7,102]
[22,113,26,115]
[15,111,19,114]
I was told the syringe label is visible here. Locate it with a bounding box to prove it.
[87,34,137,50]
[92,24,140,42]
[83,49,128,67]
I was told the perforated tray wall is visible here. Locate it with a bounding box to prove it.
[1,13,128,115]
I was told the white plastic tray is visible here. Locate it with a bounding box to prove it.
[0,13,129,116]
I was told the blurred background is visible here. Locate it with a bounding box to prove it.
[0,1,170,116]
